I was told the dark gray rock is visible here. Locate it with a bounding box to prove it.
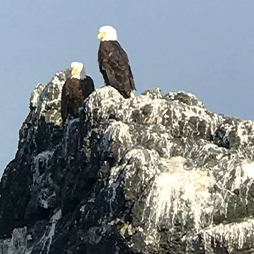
[1,70,254,254]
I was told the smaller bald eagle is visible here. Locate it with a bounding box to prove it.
[97,25,135,98]
[61,62,94,126]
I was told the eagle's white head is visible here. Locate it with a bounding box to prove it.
[71,62,86,80]
[97,25,117,41]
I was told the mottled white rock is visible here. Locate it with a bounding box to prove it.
[2,70,254,254]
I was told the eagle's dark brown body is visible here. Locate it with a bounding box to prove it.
[61,76,94,126]
[98,41,135,98]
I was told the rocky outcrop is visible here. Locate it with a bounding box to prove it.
[1,69,254,253]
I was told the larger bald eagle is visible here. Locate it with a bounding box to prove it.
[97,25,135,98]
[61,62,94,126]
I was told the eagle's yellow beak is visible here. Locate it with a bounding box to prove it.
[97,32,106,40]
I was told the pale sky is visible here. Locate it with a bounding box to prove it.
[1,1,254,175]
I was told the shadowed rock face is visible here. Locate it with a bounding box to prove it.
[1,70,254,254]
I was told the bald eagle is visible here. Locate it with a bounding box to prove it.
[61,62,94,126]
[97,25,135,98]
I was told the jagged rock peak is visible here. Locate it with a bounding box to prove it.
[1,70,254,253]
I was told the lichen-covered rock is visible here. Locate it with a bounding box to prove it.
[1,70,254,253]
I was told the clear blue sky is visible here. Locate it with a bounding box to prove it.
[1,1,254,175]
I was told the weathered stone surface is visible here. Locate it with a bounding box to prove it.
[1,70,254,253]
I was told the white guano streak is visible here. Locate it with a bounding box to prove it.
[41,209,62,254]
[144,157,211,232]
